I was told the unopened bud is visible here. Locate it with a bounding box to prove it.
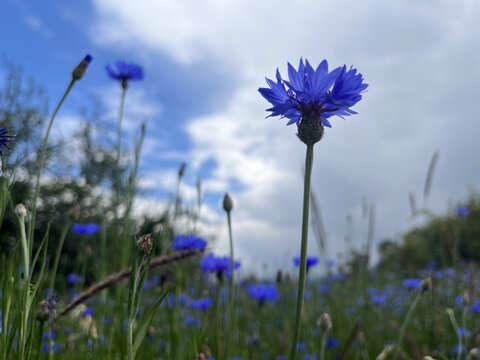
[137,233,153,254]
[469,348,480,359]
[276,269,283,283]
[178,163,186,178]
[317,312,332,332]
[197,354,207,360]
[147,325,155,337]
[421,277,432,293]
[15,203,27,217]
[71,54,92,80]
[223,193,233,213]
[70,205,81,220]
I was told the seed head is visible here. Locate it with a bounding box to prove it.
[223,193,233,213]
[137,233,153,254]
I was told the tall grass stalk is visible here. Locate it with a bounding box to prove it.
[289,142,314,360]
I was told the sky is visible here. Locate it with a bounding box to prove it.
[1,0,480,276]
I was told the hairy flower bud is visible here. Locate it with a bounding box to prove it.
[297,112,325,145]
[421,277,432,293]
[223,193,233,213]
[137,233,153,254]
[317,312,332,332]
[72,54,92,81]
[15,203,27,217]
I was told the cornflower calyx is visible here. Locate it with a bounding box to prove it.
[259,59,368,145]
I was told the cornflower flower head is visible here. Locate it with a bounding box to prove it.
[72,223,101,235]
[189,297,213,311]
[0,127,15,157]
[201,253,240,280]
[171,234,207,251]
[66,273,82,285]
[247,284,277,304]
[293,256,319,271]
[402,278,422,289]
[106,60,144,89]
[456,206,469,217]
[259,59,367,145]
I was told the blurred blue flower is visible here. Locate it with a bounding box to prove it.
[248,284,277,304]
[189,297,212,311]
[458,328,471,337]
[106,61,144,83]
[402,279,422,289]
[82,307,94,317]
[293,256,319,270]
[0,127,15,157]
[258,59,367,128]
[326,338,339,347]
[201,253,240,279]
[470,301,480,313]
[186,316,202,327]
[72,223,101,235]
[319,284,330,294]
[171,234,207,251]
[456,206,469,217]
[42,341,58,353]
[66,273,82,285]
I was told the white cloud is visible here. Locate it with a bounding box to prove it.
[91,0,480,274]
[24,15,53,39]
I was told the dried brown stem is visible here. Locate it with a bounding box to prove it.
[54,248,204,321]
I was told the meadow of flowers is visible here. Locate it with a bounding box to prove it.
[1,54,480,360]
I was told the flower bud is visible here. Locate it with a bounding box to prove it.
[469,348,480,359]
[71,54,92,81]
[421,277,432,293]
[178,162,186,178]
[137,233,153,254]
[223,193,233,213]
[15,203,27,217]
[317,312,332,332]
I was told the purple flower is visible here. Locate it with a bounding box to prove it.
[326,338,339,347]
[201,253,240,279]
[293,256,319,270]
[189,297,212,311]
[72,223,101,235]
[402,279,422,289]
[171,234,207,251]
[247,284,277,304]
[258,59,367,128]
[66,273,82,285]
[0,127,15,157]
[456,206,469,217]
[106,61,144,87]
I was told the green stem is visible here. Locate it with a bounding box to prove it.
[28,79,76,249]
[17,213,29,279]
[393,290,422,359]
[289,143,314,360]
[227,210,235,357]
[114,87,127,222]
[320,329,329,360]
[48,219,72,294]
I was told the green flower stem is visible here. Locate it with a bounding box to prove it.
[48,219,72,295]
[17,212,29,279]
[393,290,422,360]
[289,143,314,360]
[113,86,127,222]
[227,210,235,357]
[320,329,329,360]
[28,79,76,249]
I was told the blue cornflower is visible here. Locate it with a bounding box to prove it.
[189,297,213,311]
[82,307,94,317]
[293,256,319,271]
[247,284,277,304]
[0,127,15,157]
[259,59,367,144]
[201,253,240,279]
[66,273,82,285]
[402,279,422,289]
[72,223,101,235]
[326,338,339,347]
[456,206,469,217]
[171,234,207,251]
[106,61,144,89]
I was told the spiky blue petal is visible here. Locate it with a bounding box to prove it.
[105,61,144,81]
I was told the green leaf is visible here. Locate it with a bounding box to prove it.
[132,288,169,358]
